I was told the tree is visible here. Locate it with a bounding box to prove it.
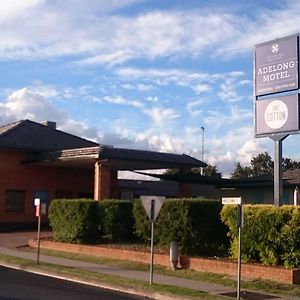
[282,157,300,170]
[200,164,222,179]
[231,162,252,179]
[250,152,273,176]
[231,152,300,179]
[164,164,222,178]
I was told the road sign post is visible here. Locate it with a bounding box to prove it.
[222,197,243,300]
[34,198,41,264]
[141,196,166,285]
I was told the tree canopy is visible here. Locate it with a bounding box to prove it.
[164,164,222,178]
[231,152,300,179]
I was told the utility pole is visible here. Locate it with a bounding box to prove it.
[201,126,204,175]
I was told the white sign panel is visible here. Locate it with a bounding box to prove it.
[141,196,166,222]
[255,94,299,136]
[34,198,41,206]
[222,197,242,205]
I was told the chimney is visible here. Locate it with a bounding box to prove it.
[41,121,56,129]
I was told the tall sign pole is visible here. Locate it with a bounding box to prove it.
[141,196,166,285]
[254,34,300,207]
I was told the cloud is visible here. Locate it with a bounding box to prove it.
[0,0,43,21]
[2,87,65,122]
[143,107,179,127]
[121,83,154,91]
[206,126,268,176]
[0,2,299,63]
[186,99,204,118]
[102,95,144,108]
[0,87,100,142]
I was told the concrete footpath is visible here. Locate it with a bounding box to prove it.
[0,231,299,300]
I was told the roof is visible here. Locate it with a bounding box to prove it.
[98,146,207,170]
[1,119,205,171]
[0,120,98,151]
[25,145,206,171]
[140,169,300,187]
[118,179,221,198]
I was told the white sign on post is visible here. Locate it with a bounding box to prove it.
[222,197,242,205]
[222,196,243,300]
[34,198,41,206]
[141,196,166,222]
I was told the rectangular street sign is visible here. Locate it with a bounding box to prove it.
[222,197,242,205]
[254,35,299,96]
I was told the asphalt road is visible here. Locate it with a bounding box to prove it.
[0,266,151,300]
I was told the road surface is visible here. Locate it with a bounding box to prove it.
[0,266,151,300]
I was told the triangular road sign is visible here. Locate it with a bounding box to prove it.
[141,196,166,222]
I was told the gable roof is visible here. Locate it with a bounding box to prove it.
[0,120,98,151]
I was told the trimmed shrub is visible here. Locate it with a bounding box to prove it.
[133,198,228,255]
[49,199,99,244]
[99,200,135,242]
[221,205,300,267]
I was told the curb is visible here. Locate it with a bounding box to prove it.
[0,261,199,300]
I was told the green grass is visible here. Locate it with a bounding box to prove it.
[0,252,227,300]
[21,247,300,298]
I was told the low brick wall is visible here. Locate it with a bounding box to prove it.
[28,239,300,284]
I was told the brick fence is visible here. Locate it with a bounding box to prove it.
[28,239,300,284]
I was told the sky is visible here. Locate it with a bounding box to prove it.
[1,0,300,178]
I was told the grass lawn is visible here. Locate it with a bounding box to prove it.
[18,246,300,299]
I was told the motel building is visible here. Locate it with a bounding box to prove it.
[0,119,206,225]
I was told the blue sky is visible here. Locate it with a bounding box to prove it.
[1,0,300,177]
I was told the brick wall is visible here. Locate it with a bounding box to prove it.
[0,150,94,223]
[28,238,300,284]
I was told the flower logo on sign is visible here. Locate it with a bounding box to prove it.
[264,100,288,129]
[271,43,279,54]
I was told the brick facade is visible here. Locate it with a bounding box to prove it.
[0,149,94,223]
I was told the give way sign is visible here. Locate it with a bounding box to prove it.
[141,196,166,222]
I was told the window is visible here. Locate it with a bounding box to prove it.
[5,190,25,212]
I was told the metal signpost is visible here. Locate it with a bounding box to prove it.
[254,34,300,207]
[141,195,166,285]
[222,197,243,300]
[34,198,42,264]
[34,198,47,264]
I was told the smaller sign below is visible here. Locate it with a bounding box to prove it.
[255,94,299,136]
[141,196,166,222]
[222,197,242,205]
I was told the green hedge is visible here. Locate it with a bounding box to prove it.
[49,199,135,244]
[221,205,300,268]
[99,200,135,242]
[133,198,228,255]
[49,199,99,244]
